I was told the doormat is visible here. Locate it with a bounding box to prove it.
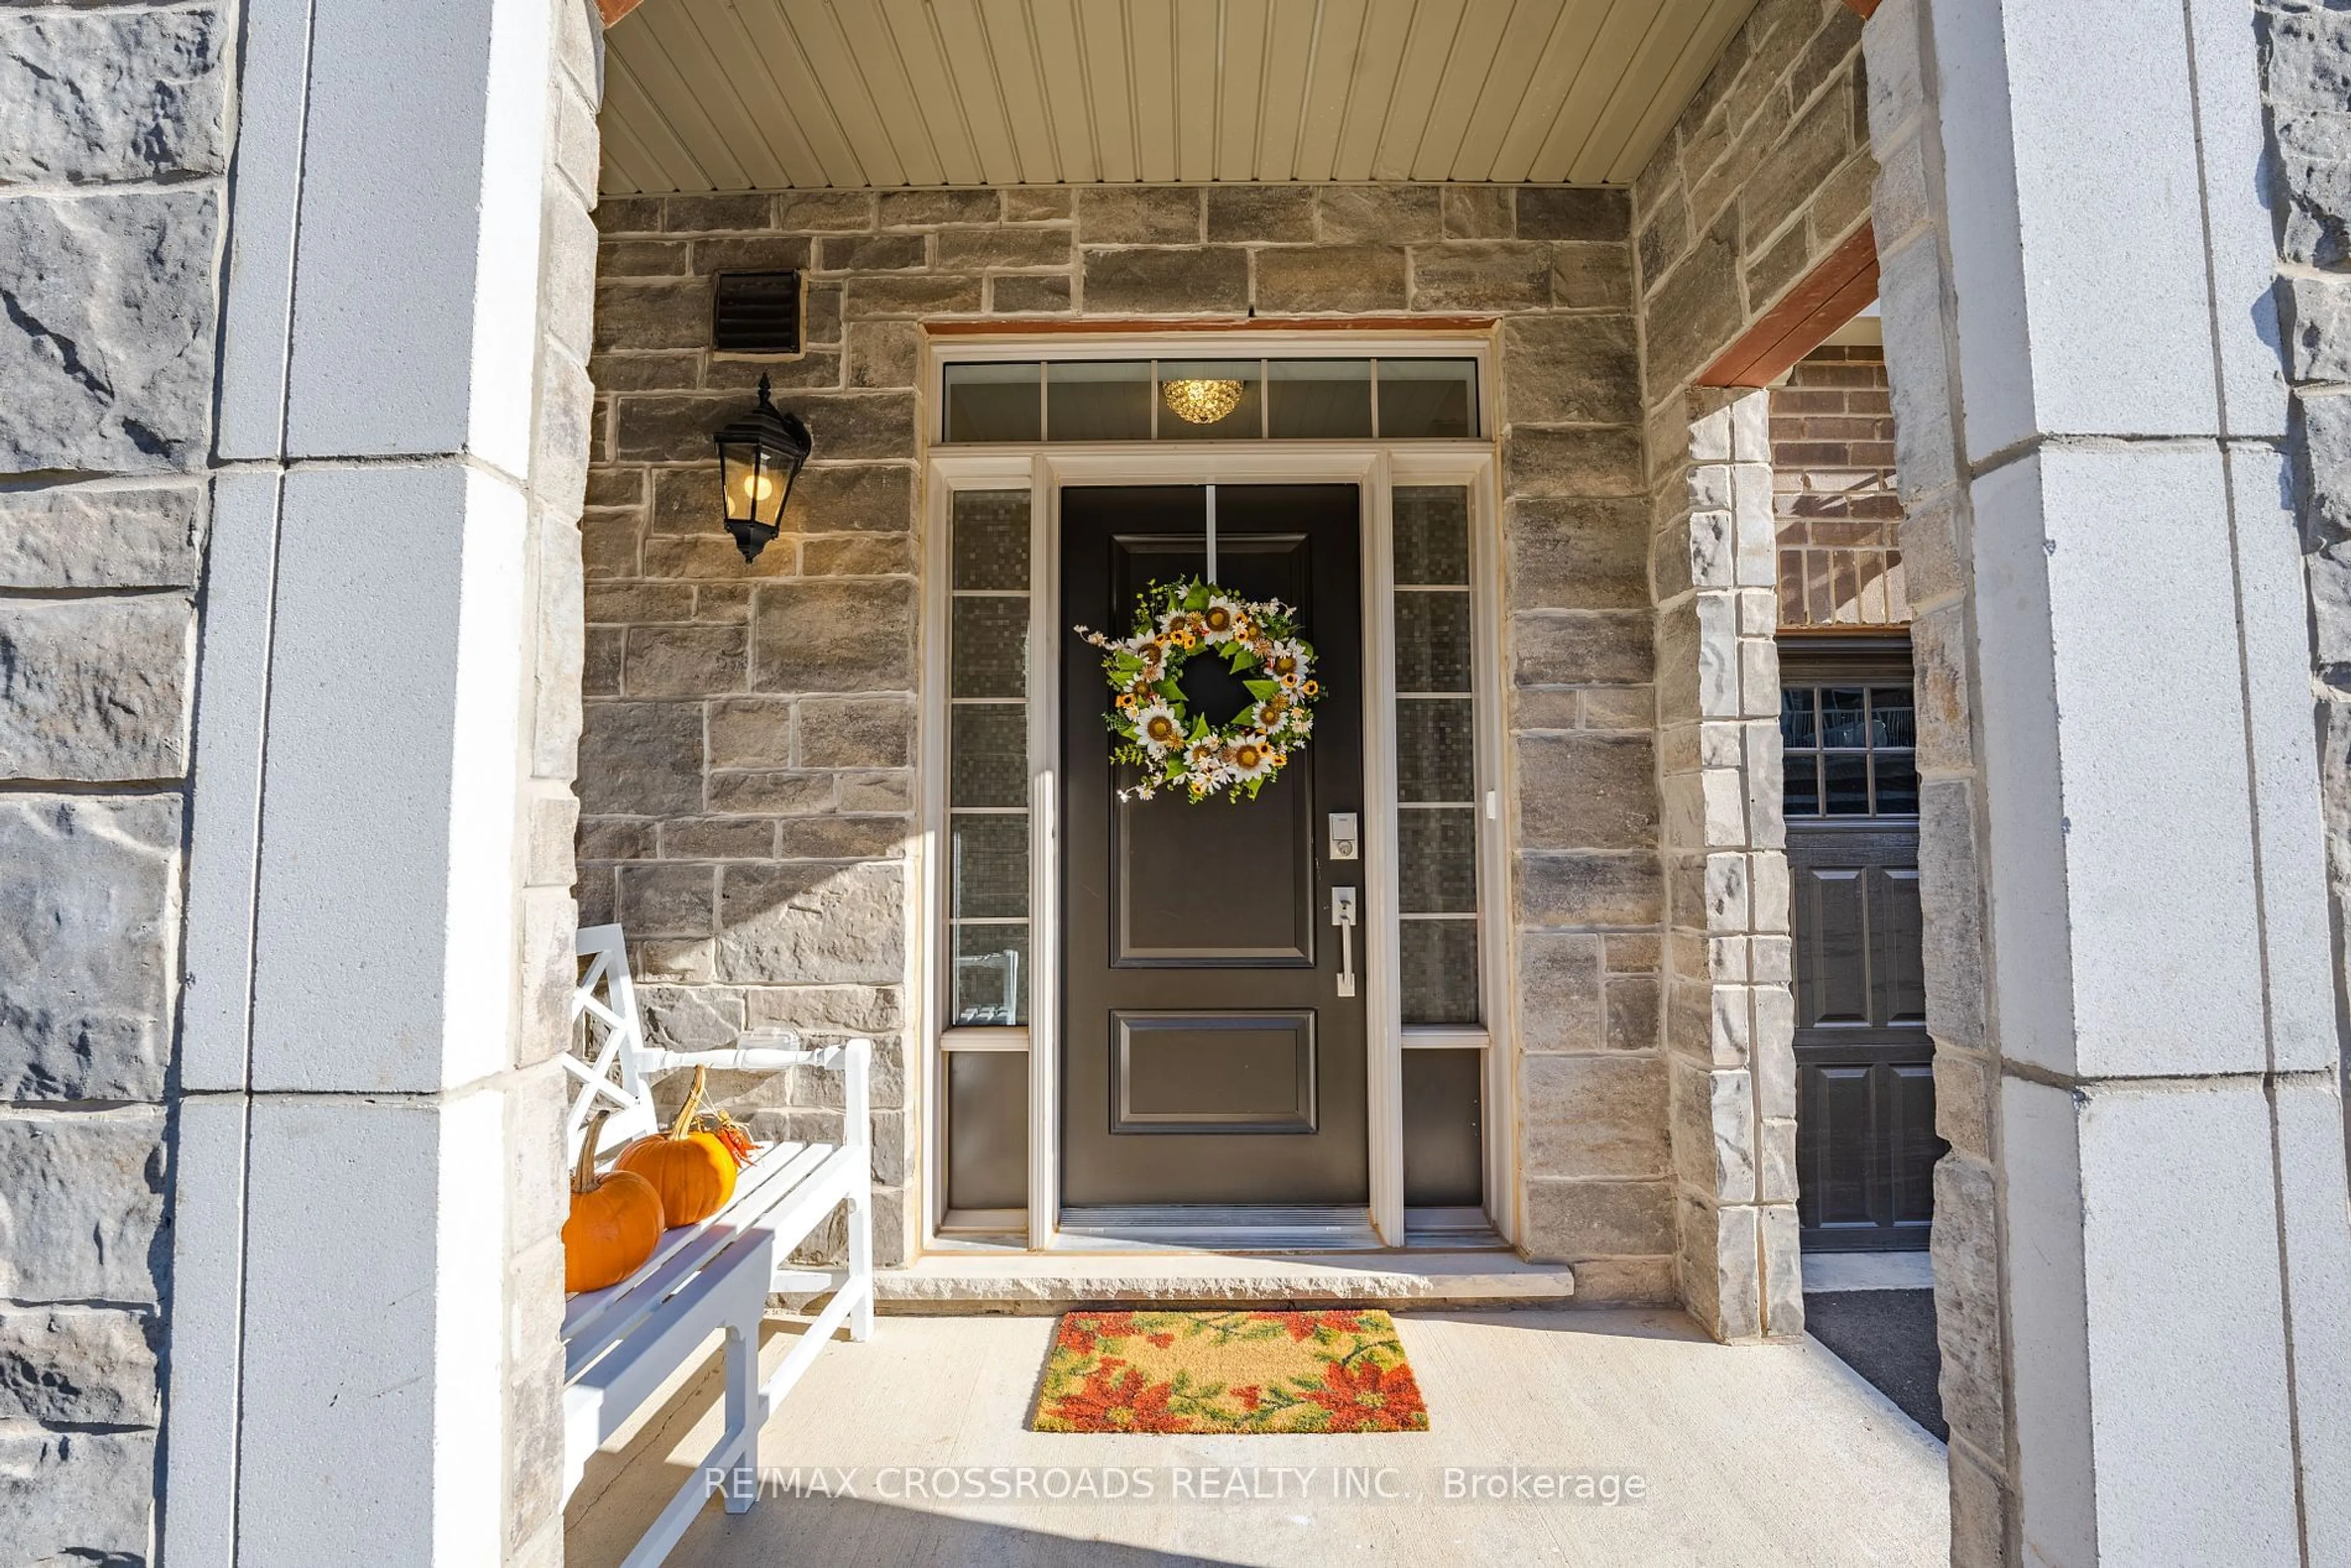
[1031,1310,1429,1433]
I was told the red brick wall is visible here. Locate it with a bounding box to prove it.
[1769,344,1908,626]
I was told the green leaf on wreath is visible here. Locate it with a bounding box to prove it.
[1243,679,1280,701]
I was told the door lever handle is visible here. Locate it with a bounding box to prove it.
[1332,887,1358,999]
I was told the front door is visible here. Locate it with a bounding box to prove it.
[1780,647,1943,1250]
[1060,485,1367,1207]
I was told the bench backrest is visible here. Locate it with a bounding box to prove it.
[567,923,663,1165]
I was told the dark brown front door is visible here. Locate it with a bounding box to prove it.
[1060,486,1367,1207]
[1780,645,1943,1251]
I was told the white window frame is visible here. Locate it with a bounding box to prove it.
[919,331,1513,1255]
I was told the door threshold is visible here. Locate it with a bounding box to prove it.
[1055,1205,1382,1253]
[931,1205,1510,1255]
[1800,1250,1933,1292]
[877,1247,1575,1314]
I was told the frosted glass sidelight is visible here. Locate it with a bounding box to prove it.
[950,814,1030,921]
[1400,920,1480,1026]
[950,597,1029,698]
[1392,486,1472,584]
[953,492,1031,590]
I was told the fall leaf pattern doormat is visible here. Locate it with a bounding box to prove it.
[1032,1310,1430,1433]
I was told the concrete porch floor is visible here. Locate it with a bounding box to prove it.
[566,1307,1948,1567]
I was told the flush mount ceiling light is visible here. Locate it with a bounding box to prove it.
[1161,377,1245,426]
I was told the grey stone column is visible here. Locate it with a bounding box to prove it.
[1867,1,2351,1562]
[1624,0,1874,1340]
[157,1,598,1562]
[1653,388,1802,1342]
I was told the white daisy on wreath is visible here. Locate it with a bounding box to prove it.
[1199,593,1250,645]
[1260,639,1313,688]
[1131,699,1184,751]
[1075,577,1324,803]
[1226,740,1281,784]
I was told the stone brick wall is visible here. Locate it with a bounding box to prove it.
[2263,10,2351,1556]
[1633,0,1876,401]
[579,181,1672,1288]
[1656,386,1802,1341]
[1771,344,1910,626]
[2265,5,2351,1020]
[1632,0,1871,1340]
[0,4,227,1559]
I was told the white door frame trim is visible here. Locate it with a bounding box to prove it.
[918,350,1509,1255]
[923,445,1510,1253]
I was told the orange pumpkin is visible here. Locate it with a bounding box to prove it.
[564,1109,665,1292]
[617,1066,739,1227]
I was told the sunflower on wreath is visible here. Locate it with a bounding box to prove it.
[1076,579,1321,803]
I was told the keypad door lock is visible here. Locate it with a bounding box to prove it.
[1329,812,1359,861]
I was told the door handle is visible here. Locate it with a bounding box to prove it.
[1332,887,1358,999]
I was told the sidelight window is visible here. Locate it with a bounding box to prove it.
[947,490,1033,1026]
[1392,486,1482,1027]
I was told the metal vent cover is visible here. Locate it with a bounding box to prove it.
[711,271,802,354]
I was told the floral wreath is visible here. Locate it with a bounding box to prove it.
[1076,579,1320,802]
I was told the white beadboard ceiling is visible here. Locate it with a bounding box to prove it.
[599,0,1760,194]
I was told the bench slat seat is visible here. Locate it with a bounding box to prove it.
[563,1138,828,1368]
[559,924,874,1568]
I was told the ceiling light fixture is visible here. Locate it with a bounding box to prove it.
[1161,377,1245,426]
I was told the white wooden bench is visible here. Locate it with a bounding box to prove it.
[560,923,874,1567]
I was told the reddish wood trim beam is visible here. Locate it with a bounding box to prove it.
[1843,0,1882,17]
[599,0,646,24]
[1695,225,1879,389]
[1777,623,1915,640]
[924,315,1502,337]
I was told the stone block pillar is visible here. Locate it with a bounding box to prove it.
[1652,388,1801,1341]
[1866,1,2351,1561]
[160,1,598,1562]
[0,4,228,1559]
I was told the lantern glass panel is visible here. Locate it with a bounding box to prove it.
[722,442,790,530]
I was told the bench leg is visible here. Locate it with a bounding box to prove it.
[722,1317,758,1515]
[846,1189,875,1341]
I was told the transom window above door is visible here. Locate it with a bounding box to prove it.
[1780,685,1919,818]
[939,357,1480,443]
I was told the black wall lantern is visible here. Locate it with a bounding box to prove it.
[714,374,812,562]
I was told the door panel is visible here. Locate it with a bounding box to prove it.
[1797,868,1870,1026]
[1112,1011,1318,1131]
[1805,1064,1877,1230]
[1061,485,1368,1207]
[1117,764,1314,963]
[1889,1062,1938,1229]
[1789,820,1943,1251]
[1878,868,1927,1024]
